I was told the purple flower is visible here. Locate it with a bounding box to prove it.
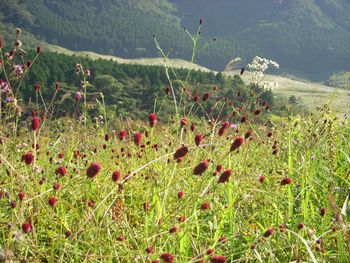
[311,155,315,161]
[230,123,237,129]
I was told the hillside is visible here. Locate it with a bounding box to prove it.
[225,70,350,115]
[0,0,350,80]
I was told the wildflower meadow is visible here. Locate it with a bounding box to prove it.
[0,22,349,263]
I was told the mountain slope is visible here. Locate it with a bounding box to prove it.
[0,0,349,80]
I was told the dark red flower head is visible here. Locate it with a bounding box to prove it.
[148,113,157,127]
[34,83,41,92]
[174,146,188,160]
[18,191,25,201]
[218,170,232,183]
[202,92,211,101]
[165,86,171,95]
[199,17,204,25]
[119,130,127,141]
[169,226,178,233]
[280,177,292,186]
[22,222,32,233]
[146,245,154,254]
[240,68,245,75]
[320,207,326,217]
[211,255,227,263]
[55,82,60,90]
[190,122,196,132]
[218,121,230,136]
[48,196,58,207]
[201,202,210,210]
[160,253,174,263]
[178,191,185,199]
[134,131,142,146]
[32,116,40,131]
[193,159,209,175]
[112,170,121,182]
[245,130,253,139]
[180,117,188,127]
[195,133,203,146]
[254,109,262,115]
[22,152,34,165]
[86,162,102,178]
[55,166,67,176]
[263,228,274,238]
[230,136,245,151]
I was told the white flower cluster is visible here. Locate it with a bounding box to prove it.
[247,56,279,90]
[247,56,279,73]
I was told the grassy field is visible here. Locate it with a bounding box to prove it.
[225,70,350,115]
[0,97,349,262]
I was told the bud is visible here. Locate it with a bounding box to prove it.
[55,82,61,90]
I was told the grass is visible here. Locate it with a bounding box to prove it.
[0,104,349,262]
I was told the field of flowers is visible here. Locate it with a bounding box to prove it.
[1,27,350,263]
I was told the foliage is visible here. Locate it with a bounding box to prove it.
[0,0,350,79]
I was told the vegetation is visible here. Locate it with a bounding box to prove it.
[327,71,350,90]
[0,15,349,263]
[1,0,350,79]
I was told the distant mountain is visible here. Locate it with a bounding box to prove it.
[0,0,349,80]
